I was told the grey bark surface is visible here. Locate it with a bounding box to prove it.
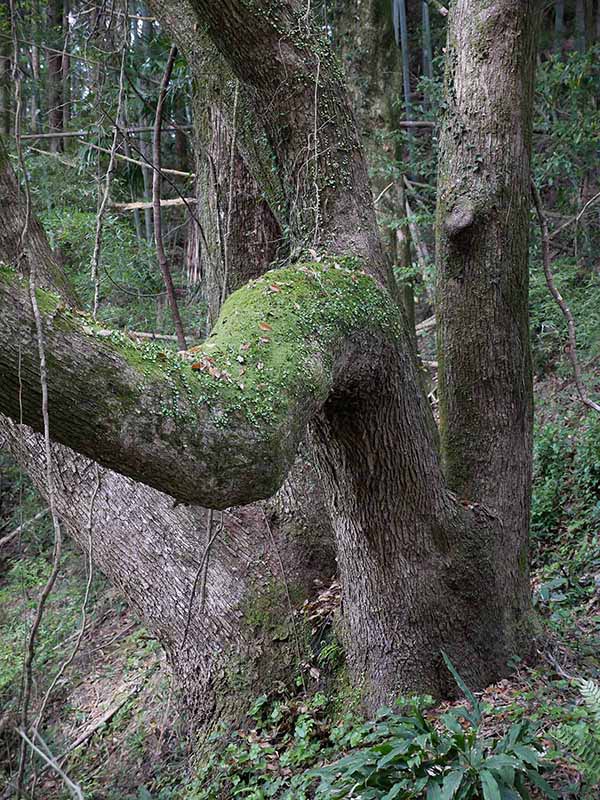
[47,0,64,152]
[1,0,540,712]
[0,137,333,718]
[436,0,538,653]
[154,0,391,289]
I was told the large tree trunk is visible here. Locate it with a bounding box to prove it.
[0,133,334,722]
[1,422,331,718]
[1,0,539,713]
[436,0,538,656]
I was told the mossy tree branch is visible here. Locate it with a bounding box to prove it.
[0,259,402,508]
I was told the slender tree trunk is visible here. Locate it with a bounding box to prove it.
[421,0,433,83]
[0,0,11,136]
[61,0,70,134]
[135,4,154,242]
[576,0,586,52]
[554,0,565,53]
[152,45,187,350]
[122,100,144,243]
[30,40,41,133]
[191,62,282,325]
[436,0,538,654]
[47,0,64,152]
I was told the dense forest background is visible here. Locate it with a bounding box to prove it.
[0,1,599,798]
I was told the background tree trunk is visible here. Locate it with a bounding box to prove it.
[47,0,64,152]
[0,0,11,136]
[436,0,538,656]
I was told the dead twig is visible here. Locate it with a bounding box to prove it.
[109,196,197,210]
[80,140,194,177]
[532,183,600,414]
[57,682,142,758]
[548,189,600,240]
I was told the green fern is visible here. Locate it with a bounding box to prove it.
[551,678,600,788]
[578,678,600,723]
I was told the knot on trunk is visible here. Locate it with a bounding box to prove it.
[444,203,475,240]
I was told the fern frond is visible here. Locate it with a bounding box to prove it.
[577,678,600,723]
[552,720,600,785]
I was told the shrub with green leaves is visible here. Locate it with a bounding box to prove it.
[310,706,555,800]
[308,657,557,800]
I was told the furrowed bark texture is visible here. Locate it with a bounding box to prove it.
[0,0,540,711]
[436,0,538,647]
[0,137,334,718]
[154,0,391,288]
[1,421,332,717]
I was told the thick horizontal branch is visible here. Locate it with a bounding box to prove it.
[0,260,401,507]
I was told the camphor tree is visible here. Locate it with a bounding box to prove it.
[0,0,539,718]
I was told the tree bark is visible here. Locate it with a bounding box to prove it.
[576,0,587,52]
[0,0,10,136]
[153,0,391,288]
[2,421,332,715]
[554,0,565,53]
[1,0,539,712]
[436,0,538,652]
[0,134,334,720]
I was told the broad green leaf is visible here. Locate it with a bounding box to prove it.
[441,768,464,799]
[377,741,411,768]
[426,781,443,800]
[484,755,523,771]
[512,746,539,766]
[480,770,502,800]
[498,787,522,800]
[441,652,482,724]
[441,712,465,735]
[382,784,404,800]
[525,769,559,799]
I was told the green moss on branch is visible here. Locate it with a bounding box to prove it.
[0,259,402,506]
